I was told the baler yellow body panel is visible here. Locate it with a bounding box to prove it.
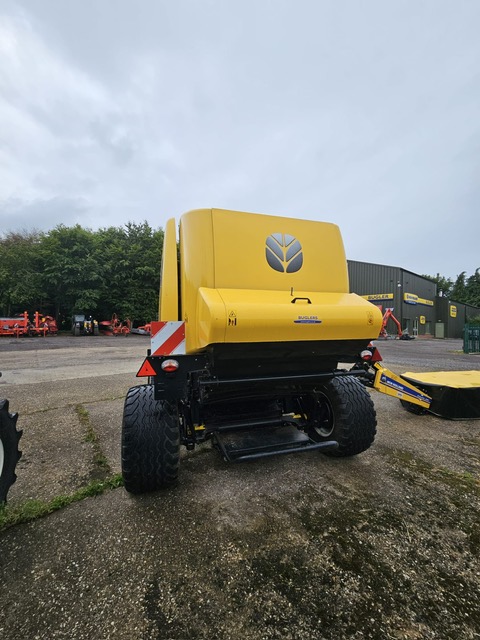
[159,218,179,321]
[173,208,382,354]
[210,209,349,292]
[196,287,380,349]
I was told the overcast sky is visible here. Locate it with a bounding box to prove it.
[1,1,479,280]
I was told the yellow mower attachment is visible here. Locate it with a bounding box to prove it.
[372,363,432,409]
[371,364,480,419]
[400,370,480,420]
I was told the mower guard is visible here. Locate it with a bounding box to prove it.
[401,370,480,420]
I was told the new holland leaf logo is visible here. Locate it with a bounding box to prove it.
[265,233,303,273]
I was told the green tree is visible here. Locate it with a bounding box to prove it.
[38,225,103,321]
[451,272,468,303]
[1,221,164,326]
[465,269,480,307]
[423,273,452,298]
[123,221,163,324]
[92,226,129,320]
[92,222,163,324]
[0,231,45,316]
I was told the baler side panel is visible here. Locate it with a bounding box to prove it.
[159,218,179,322]
[179,210,216,352]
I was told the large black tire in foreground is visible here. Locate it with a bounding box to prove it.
[305,376,377,457]
[0,399,22,503]
[121,385,180,494]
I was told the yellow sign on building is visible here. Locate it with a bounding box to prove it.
[361,293,394,301]
[450,305,457,318]
[403,293,434,307]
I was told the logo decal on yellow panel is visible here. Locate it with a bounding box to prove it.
[265,233,303,273]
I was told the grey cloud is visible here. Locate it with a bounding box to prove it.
[1,0,480,278]
[0,196,90,234]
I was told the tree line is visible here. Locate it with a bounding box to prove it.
[425,271,480,309]
[0,222,163,329]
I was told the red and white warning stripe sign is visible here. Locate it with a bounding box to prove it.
[150,321,186,356]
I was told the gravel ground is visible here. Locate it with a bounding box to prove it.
[0,335,479,640]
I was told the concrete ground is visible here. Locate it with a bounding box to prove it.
[0,335,479,640]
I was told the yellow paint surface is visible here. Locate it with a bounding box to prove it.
[170,208,383,352]
[402,371,480,389]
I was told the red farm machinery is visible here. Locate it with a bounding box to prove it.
[99,313,132,336]
[378,308,409,339]
[0,312,58,337]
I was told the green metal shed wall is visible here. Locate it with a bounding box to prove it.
[347,261,436,336]
[348,261,480,339]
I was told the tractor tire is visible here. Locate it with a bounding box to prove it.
[0,399,22,503]
[305,376,377,457]
[121,385,180,493]
[400,399,427,415]
[74,326,80,337]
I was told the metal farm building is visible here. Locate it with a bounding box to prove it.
[347,260,480,339]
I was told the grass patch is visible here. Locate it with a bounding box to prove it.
[75,403,111,472]
[461,435,480,449]
[76,403,93,437]
[0,474,123,532]
[388,449,480,495]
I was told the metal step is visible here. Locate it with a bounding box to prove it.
[213,424,338,462]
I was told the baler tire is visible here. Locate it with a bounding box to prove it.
[400,399,427,415]
[308,376,377,457]
[121,385,180,494]
[0,399,23,504]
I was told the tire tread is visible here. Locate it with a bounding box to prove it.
[0,399,23,503]
[121,385,180,493]
[318,377,377,457]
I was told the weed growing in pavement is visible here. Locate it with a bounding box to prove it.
[460,434,480,449]
[0,404,122,532]
[75,403,111,473]
[0,474,123,532]
[388,449,480,496]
